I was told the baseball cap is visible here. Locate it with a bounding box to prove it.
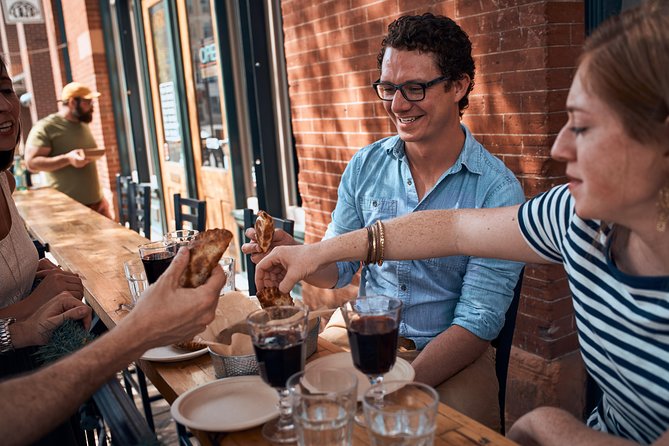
[61,82,101,102]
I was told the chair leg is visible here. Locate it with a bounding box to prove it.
[136,366,156,432]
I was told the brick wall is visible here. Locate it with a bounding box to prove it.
[23,23,58,125]
[281,0,586,427]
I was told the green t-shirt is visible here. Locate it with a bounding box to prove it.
[26,113,102,205]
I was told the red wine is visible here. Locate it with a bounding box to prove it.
[142,252,174,284]
[348,316,399,375]
[254,332,305,388]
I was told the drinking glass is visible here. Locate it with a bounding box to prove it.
[287,368,358,446]
[247,305,309,444]
[122,258,148,309]
[218,256,235,293]
[341,295,402,423]
[138,240,177,284]
[164,229,199,247]
[363,381,439,446]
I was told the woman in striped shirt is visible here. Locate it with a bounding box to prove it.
[256,1,669,444]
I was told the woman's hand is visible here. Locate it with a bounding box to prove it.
[255,244,323,294]
[10,293,92,348]
[31,269,84,301]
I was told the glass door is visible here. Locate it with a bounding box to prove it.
[141,0,194,230]
[176,0,239,255]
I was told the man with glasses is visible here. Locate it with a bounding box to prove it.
[244,13,524,431]
[25,82,112,218]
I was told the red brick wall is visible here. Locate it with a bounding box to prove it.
[23,23,58,124]
[281,0,586,426]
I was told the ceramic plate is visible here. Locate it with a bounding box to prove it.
[305,352,415,400]
[140,345,208,362]
[171,375,279,432]
[83,148,106,160]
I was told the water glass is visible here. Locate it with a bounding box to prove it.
[123,258,148,308]
[219,256,235,293]
[363,381,439,446]
[164,229,199,247]
[288,368,358,446]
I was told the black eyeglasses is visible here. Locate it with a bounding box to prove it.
[372,76,450,102]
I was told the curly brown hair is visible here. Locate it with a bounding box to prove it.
[377,13,475,116]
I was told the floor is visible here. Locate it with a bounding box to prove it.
[118,369,191,445]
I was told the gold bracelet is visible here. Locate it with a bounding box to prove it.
[370,222,378,266]
[376,220,385,266]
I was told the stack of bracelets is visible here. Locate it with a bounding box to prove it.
[364,220,386,266]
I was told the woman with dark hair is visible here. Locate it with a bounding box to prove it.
[257,1,669,444]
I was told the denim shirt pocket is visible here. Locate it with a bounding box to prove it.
[360,196,398,222]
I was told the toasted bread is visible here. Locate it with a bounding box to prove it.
[173,339,206,352]
[256,286,294,308]
[179,228,233,288]
[254,210,274,253]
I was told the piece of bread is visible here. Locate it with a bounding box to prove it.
[256,286,294,308]
[173,339,207,352]
[179,228,233,288]
[254,210,274,253]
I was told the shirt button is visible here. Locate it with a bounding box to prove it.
[372,200,378,207]
[400,284,407,291]
[407,179,413,186]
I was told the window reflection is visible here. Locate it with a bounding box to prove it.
[186,0,227,169]
[149,2,183,163]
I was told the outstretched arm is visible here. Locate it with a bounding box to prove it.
[0,247,224,446]
[257,205,545,296]
[508,407,669,446]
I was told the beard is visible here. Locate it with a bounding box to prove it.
[73,103,94,123]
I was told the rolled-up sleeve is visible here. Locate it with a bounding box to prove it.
[323,154,363,288]
[452,178,526,340]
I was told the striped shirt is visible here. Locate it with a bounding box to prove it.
[518,184,669,444]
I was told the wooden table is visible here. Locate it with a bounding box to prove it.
[14,187,517,446]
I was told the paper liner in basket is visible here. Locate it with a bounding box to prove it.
[194,291,260,356]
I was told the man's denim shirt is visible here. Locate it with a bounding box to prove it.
[324,125,525,349]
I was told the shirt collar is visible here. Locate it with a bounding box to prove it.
[385,124,485,176]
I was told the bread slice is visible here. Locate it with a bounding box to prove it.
[254,210,274,253]
[256,286,294,308]
[179,228,233,288]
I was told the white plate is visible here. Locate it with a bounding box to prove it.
[171,375,279,432]
[140,345,208,362]
[305,352,415,400]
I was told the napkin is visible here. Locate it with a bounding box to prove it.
[195,291,260,356]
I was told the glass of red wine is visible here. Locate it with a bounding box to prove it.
[138,240,178,284]
[247,304,309,444]
[341,295,402,423]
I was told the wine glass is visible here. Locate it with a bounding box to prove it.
[247,304,309,444]
[138,240,177,284]
[341,295,402,423]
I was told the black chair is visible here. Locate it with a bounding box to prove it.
[491,268,524,434]
[174,193,207,231]
[243,208,294,296]
[128,182,152,238]
[115,174,132,227]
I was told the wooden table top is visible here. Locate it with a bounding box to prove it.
[14,187,517,446]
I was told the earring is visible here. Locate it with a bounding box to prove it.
[657,185,669,232]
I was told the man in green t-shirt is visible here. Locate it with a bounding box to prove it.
[25,82,111,218]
